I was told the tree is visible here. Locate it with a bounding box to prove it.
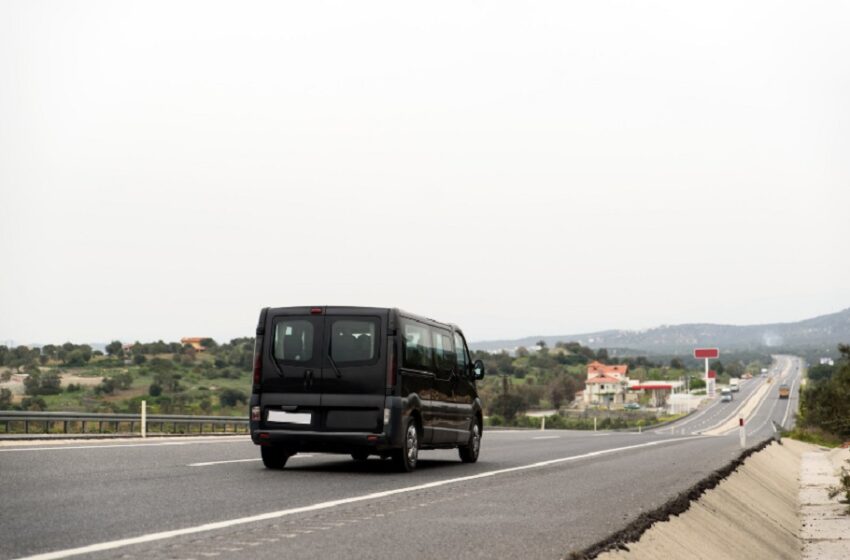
[132,354,147,365]
[64,350,88,367]
[21,397,46,411]
[148,383,163,397]
[94,378,116,395]
[596,348,609,362]
[219,388,247,407]
[670,358,684,370]
[536,340,547,349]
[200,338,217,349]
[23,371,42,395]
[547,374,578,410]
[800,344,850,438]
[808,364,835,383]
[725,362,745,378]
[713,360,725,375]
[0,388,12,409]
[105,341,124,357]
[489,393,525,421]
[516,347,529,358]
[39,372,62,395]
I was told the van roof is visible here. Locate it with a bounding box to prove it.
[264,306,461,333]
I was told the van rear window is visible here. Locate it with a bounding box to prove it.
[330,319,378,364]
[273,319,314,363]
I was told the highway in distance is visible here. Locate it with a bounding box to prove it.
[0,356,802,560]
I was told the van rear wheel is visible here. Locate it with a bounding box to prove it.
[392,418,419,472]
[261,446,292,469]
[351,451,369,462]
[458,423,481,463]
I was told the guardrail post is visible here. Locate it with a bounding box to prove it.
[141,401,146,439]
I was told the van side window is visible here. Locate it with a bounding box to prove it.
[273,319,314,362]
[330,318,378,364]
[433,328,455,373]
[402,320,433,371]
[453,332,468,373]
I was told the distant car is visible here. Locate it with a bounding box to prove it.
[778,384,790,399]
[623,403,641,410]
[720,388,733,402]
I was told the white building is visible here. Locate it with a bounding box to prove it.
[583,361,634,406]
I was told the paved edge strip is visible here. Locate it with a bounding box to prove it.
[13,436,704,560]
[569,437,776,560]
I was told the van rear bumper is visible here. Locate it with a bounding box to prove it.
[251,428,401,453]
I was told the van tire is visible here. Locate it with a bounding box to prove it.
[392,418,419,472]
[261,446,291,469]
[458,422,481,463]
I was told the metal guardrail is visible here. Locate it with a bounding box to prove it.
[0,410,249,438]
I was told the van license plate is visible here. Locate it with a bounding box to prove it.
[267,410,312,425]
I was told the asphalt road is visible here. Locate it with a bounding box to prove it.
[0,356,803,560]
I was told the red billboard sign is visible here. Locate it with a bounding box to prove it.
[707,370,717,379]
[694,348,719,359]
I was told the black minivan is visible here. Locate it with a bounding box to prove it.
[249,306,485,472]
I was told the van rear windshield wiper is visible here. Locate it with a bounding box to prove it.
[327,353,343,378]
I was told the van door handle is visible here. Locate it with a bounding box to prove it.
[304,369,314,388]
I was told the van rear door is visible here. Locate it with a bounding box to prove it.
[320,310,387,432]
[261,309,325,425]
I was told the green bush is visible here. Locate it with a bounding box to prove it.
[800,345,850,439]
[219,388,247,407]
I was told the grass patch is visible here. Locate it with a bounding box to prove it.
[786,426,844,448]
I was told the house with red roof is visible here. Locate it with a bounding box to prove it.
[583,361,634,407]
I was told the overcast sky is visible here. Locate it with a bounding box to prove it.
[1,1,848,345]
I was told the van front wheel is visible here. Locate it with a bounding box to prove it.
[392,419,419,472]
[261,446,292,469]
[458,423,481,463]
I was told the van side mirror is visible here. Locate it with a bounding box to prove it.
[473,359,485,380]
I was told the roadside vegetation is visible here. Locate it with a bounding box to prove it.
[0,338,769,426]
[473,341,765,430]
[791,344,850,447]
[0,339,253,416]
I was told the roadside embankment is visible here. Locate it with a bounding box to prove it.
[583,439,806,560]
[581,438,850,560]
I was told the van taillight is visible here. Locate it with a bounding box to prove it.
[252,335,263,386]
[386,339,397,389]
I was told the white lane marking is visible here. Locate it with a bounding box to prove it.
[188,455,314,467]
[532,436,559,440]
[0,438,248,453]
[14,436,705,560]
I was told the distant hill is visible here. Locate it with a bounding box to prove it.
[470,307,850,355]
